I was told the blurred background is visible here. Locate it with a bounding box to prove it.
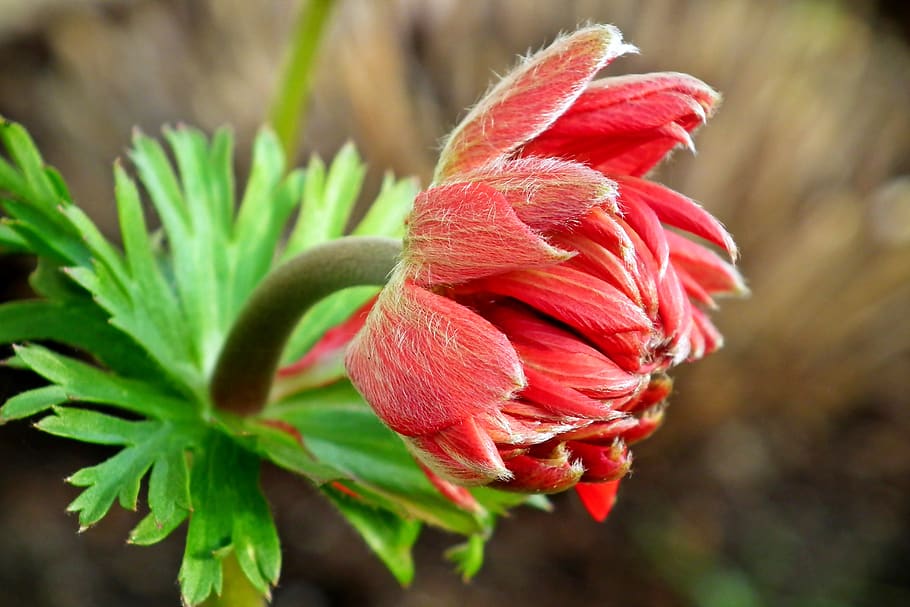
[2,0,910,605]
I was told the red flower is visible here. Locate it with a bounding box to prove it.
[345,25,745,517]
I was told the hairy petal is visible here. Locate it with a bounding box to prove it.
[405,181,572,287]
[436,25,636,180]
[463,156,617,232]
[345,276,525,437]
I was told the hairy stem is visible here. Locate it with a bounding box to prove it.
[268,0,337,160]
[211,236,401,415]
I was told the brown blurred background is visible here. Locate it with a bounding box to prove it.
[2,1,910,605]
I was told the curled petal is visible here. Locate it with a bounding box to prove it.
[407,417,510,484]
[436,25,636,180]
[666,230,748,296]
[406,181,571,286]
[521,366,620,419]
[465,156,617,231]
[620,373,673,413]
[494,444,585,493]
[572,439,632,482]
[345,276,525,437]
[613,175,738,260]
[621,404,666,444]
[484,302,645,399]
[617,184,671,277]
[469,265,653,340]
[523,72,719,176]
[689,306,724,359]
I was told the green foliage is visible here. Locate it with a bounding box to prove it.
[0,118,529,603]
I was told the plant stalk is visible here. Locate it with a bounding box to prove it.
[210,236,401,416]
[268,0,337,160]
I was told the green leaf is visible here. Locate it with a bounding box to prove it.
[36,407,198,528]
[129,446,191,545]
[271,381,485,535]
[0,385,67,422]
[0,299,162,379]
[445,534,486,581]
[179,431,280,605]
[352,172,417,239]
[36,406,157,445]
[324,483,421,585]
[284,142,366,257]
[0,221,30,253]
[239,418,341,484]
[0,119,59,205]
[15,344,195,420]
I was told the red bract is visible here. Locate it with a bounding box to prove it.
[345,25,745,516]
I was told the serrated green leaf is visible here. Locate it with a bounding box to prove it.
[352,172,417,239]
[15,344,195,420]
[163,127,226,371]
[324,484,421,585]
[39,411,198,527]
[180,431,280,605]
[43,166,73,203]
[0,385,67,422]
[131,445,191,546]
[241,419,341,484]
[0,299,162,379]
[445,534,486,581]
[0,221,30,252]
[0,200,89,265]
[271,381,485,535]
[36,406,156,445]
[284,143,365,257]
[0,119,59,205]
[113,164,195,372]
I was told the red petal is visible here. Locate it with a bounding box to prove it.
[666,230,747,296]
[418,463,483,512]
[617,184,670,277]
[436,25,636,180]
[571,439,632,482]
[689,306,724,359]
[523,73,719,177]
[484,303,645,399]
[346,277,525,437]
[575,479,621,522]
[406,417,510,484]
[520,366,619,419]
[465,157,617,232]
[619,373,673,413]
[406,182,570,287]
[494,445,585,493]
[471,265,652,338]
[613,176,738,260]
[621,404,666,444]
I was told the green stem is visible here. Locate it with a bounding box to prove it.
[211,236,401,415]
[268,0,337,160]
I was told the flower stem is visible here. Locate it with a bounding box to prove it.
[268,0,337,160]
[211,236,401,416]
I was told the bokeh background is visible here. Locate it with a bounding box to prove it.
[2,0,910,605]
